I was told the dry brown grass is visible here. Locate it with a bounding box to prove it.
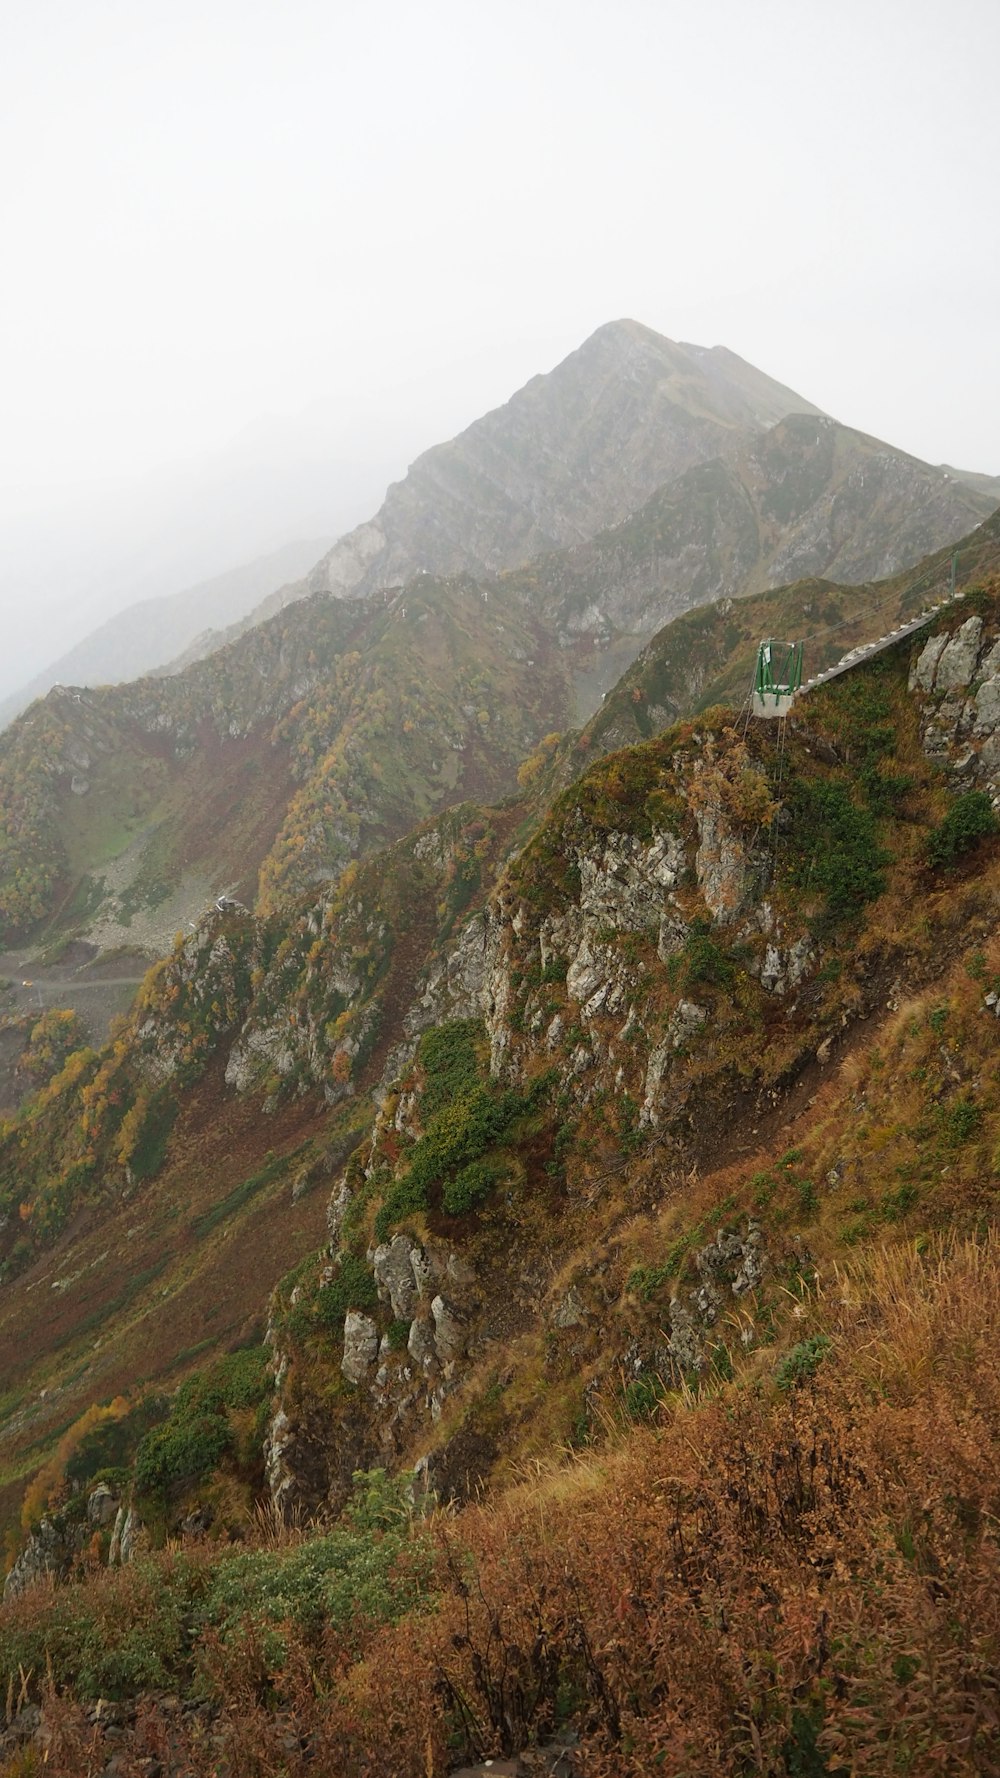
[4,1229,998,1777]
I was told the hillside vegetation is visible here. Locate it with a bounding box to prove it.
[2,570,1000,1771]
[565,506,1000,774]
[0,580,572,952]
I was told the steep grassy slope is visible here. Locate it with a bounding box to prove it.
[4,584,1000,1773]
[0,578,574,951]
[3,579,1000,1485]
[0,800,525,1527]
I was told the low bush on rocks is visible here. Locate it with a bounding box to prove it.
[133,1348,270,1511]
[926,789,999,870]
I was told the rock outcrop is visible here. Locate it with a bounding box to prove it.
[3,1483,125,1601]
[911,610,1000,799]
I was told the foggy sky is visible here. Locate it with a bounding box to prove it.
[1,0,998,692]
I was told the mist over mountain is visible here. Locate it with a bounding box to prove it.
[4,0,1000,1754]
[0,405,403,706]
[305,320,826,601]
[0,538,333,730]
[8,320,994,737]
[0,319,995,969]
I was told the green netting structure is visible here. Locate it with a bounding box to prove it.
[753,639,803,719]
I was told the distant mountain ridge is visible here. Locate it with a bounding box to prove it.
[182,324,994,686]
[0,537,333,731]
[6,322,996,731]
[502,411,995,710]
[0,319,995,962]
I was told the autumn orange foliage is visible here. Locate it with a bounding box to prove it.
[3,1235,999,1776]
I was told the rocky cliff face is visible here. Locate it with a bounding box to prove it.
[910,607,1000,795]
[248,725,822,1513]
[251,582,1000,1519]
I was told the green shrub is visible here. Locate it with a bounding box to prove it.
[926,790,999,870]
[172,1346,270,1418]
[315,1252,379,1331]
[213,1346,271,1410]
[342,1466,417,1531]
[681,918,734,987]
[442,1157,504,1215]
[621,1371,669,1421]
[196,1470,431,1668]
[644,787,685,832]
[134,1413,234,1502]
[0,1475,431,1706]
[0,1560,194,1701]
[861,763,914,818]
[784,778,888,927]
[129,1089,177,1181]
[375,1079,536,1239]
[417,1019,482,1117]
[628,1252,684,1299]
[64,1396,168,1491]
[133,1347,270,1505]
[796,1179,818,1216]
[881,1183,920,1222]
[938,1096,983,1148]
[774,1335,831,1391]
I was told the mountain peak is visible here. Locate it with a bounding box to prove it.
[577,315,678,351]
[305,319,826,604]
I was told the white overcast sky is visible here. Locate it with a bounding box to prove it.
[1,0,998,685]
